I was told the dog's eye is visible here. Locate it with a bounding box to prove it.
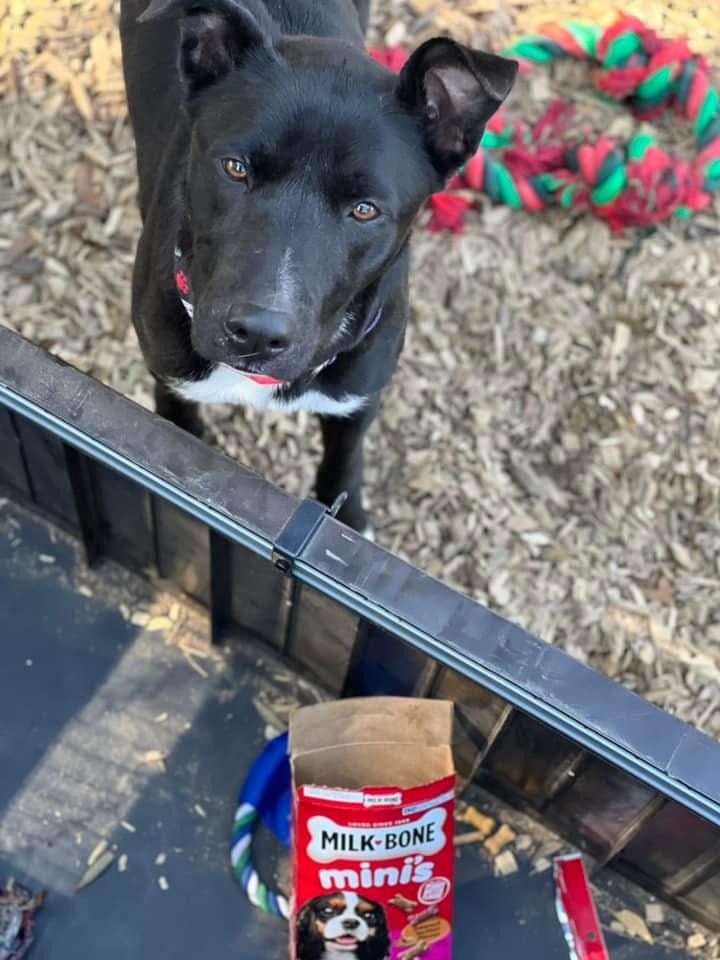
[351,201,380,222]
[222,158,249,182]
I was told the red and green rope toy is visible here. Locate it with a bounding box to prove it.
[371,13,720,232]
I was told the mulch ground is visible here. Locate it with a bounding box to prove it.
[1,0,719,737]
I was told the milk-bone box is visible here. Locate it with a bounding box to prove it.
[290,697,456,960]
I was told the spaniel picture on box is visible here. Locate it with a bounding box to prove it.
[297,892,391,960]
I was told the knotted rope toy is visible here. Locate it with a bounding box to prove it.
[0,880,46,960]
[230,732,292,919]
[371,13,720,232]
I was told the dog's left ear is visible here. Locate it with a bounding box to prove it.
[397,37,517,178]
[138,0,278,94]
[296,903,320,960]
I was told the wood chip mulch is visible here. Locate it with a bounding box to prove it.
[1,0,719,738]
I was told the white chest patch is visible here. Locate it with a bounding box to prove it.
[172,365,367,417]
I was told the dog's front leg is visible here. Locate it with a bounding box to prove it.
[154,379,204,438]
[316,396,380,534]
[352,0,370,35]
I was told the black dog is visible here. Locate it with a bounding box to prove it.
[297,892,390,960]
[120,0,516,532]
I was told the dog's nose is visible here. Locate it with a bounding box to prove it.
[224,306,291,355]
[342,920,360,931]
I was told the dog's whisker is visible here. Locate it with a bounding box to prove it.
[228,351,263,361]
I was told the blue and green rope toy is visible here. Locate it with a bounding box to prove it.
[230,731,292,920]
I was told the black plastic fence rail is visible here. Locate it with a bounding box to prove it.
[1,325,719,930]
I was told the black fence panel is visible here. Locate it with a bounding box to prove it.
[479,712,584,808]
[342,622,436,699]
[679,872,720,929]
[430,669,512,784]
[286,584,359,694]
[13,415,79,529]
[0,329,298,549]
[84,458,156,572]
[0,409,30,496]
[614,802,720,928]
[212,534,291,649]
[300,516,720,818]
[153,498,211,604]
[615,802,720,892]
[543,757,660,864]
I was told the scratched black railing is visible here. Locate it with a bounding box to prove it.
[1,325,719,930]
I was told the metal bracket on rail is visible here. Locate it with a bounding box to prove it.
[271,492,347,574]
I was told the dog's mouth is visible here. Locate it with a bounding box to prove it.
[218,349,336,387]
[219,363,285,387]
[330,936,360,949]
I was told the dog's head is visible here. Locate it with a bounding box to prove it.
[139,0,517,383]
[297,892,390,960]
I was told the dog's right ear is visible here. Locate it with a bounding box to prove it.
[138,0,278,94]
[396,37,517,178]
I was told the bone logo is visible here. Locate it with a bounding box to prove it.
[307,809,447,863]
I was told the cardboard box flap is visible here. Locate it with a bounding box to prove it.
[293,743,454,790]
[290,697,453,755]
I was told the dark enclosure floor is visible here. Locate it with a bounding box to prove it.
[0,501,698,959]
